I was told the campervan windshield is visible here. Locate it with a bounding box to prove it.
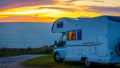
[57,33,66,46]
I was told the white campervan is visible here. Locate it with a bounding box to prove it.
[51,16,120,67]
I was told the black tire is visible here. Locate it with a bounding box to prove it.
[84,59,92,68]
[81,58,86,64]
[116,42,120,55]
[54,53,63,62]
[108,63,116,68]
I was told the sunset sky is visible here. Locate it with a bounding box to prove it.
[0,0,120,23]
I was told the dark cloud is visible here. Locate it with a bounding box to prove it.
[92,0,104,2]
[61,0,104,2]
[88,6,120,15]
[65,0,80,2]
[37,6,120,15]
[0,0,55,10]
[37,6,77,12]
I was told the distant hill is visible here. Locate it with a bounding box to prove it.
[0,22,61,48]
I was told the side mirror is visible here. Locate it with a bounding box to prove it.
[54,41,58,45]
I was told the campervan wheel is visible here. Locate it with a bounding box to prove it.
[84,59,92,67]
[116,42,120,55]
[54,53,63,62]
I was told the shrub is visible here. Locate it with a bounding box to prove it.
[0,45,54,57]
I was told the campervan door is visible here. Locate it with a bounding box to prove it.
[97,34,108,57]
[66,29,83,60]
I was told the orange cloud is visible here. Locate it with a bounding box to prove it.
[0,5,102,22]
[0,16,56,23]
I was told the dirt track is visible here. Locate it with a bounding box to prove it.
[0,54,45,68]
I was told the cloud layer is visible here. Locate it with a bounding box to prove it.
[0,0,119,22]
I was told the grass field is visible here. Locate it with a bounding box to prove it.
[22,55,85,68]
[22,55,120,68]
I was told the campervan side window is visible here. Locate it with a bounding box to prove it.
[67,30,82,41]
[57,21,63,28]
[67,31,76,40]
[77,30,82,40]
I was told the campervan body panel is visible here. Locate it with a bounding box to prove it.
[108,18,120,53]
[52,18,79,33]
[107,17,120,63]
[54,45,66,59]
[65,17,110,63]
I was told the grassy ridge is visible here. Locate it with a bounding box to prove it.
[0,45,53,57]
[22,55,85,68]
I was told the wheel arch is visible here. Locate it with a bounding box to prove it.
[81,57,87,61]
[115,42,120,55]
[54,51,59,56]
